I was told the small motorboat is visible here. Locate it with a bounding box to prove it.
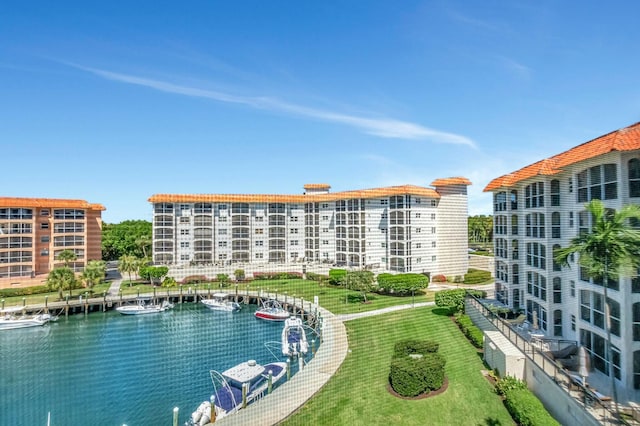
[115,298,173,315]
[0,307,52,330]
[201,293,241,312]
[189,359,287,424]
[254,299,289,321]
[281,316,309,357]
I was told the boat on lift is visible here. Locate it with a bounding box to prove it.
[0,307,53,330]
[281,316,309,357]
[188,359,287,424]
[254,299,289,321]
[201,293,241,312]
[115,298,173,315]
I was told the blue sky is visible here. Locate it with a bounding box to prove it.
[2,1,640,223]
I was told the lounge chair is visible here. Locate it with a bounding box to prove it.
[507,314,526,327]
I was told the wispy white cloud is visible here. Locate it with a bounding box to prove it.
[73,65,477,148]
[496,55,532,80]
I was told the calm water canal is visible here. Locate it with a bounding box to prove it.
[0,303,309,425]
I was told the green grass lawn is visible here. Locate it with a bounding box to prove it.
[1,278,435,312]
[282,306,514,426]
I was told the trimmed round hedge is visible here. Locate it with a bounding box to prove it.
[389,339,446,397]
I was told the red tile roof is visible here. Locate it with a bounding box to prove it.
[147,182,468,204]
[0,197,106,211]
[484,122,640,191]
[430,177,472,187]
[303,183,331,190]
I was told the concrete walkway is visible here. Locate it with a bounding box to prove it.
[106,268,123,297]
[216,304,348,426]
[337,301,434,321]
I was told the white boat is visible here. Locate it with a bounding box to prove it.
[281,316,309,357]
[189,359,287,424]
[0,307,52,330]
[115,298,173,315]
[254,299,289,321]
[201,293,241,312]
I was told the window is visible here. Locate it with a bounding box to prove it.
[415,243,421,248]
[511,215,518,235]
[255,253,263,259]
[40,209,49,216]
[609,298,621,337]
[550,180,560,206]
[553,277,562,303]
[218,241,227,248]
[494,215,507,235]
[431,200,437,207]
[415,228,421,233]
[380,199,388,205]
[180,254,189,261]
[570,280,576,297]
[431,241,436,248]
[552,244,562,271]
[512,264,519,284]
[40,249,49,256]
[180,229,189,235]
[495,238,507,259]
[219,216,227,222]
[630,158,640,197]
[494,192,507,211]
[571,314,576,331]
[527,271,547,300]
[431,227,436,234]
[551,212,561,238]
[577,163,617,201]
[569,212,574,228]
[41,222,49,230]
[526,242,546,269]
[525,213,545,238]
[218,229,227,235]
[634,303,640,341]
[510,190,518,210]
[180,242,189,248]
[553,310,562,337]
[496,261,508,282]
[290,228,299,234]
[525,182,544,208]
[255,241,263,247]
[179,216,190,224]
[415,213,421,218]
[41,236,50,243]
[580,329,609,376]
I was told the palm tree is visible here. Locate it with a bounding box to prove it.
[119,254,139,287]
[57,249,77,268]
[47,267,78,300]
[81,260,106,294]
[555,199,640,413]
[135,235,152,258]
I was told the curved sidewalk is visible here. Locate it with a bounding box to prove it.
[213,301,437,425]
[215,304,348,426]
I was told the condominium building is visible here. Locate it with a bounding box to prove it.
[484,122,640,400]
[0,198,105,286]
[148,178,470,277]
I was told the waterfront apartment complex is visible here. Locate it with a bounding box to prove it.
[148,178,471,277]
[484,122,640,401]
[0,197,105,285]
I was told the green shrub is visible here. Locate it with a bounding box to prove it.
[389,353,446,397]
[393,340,439,358]
[495,375,527,396]
[503,387,560,426]
[390,357,427,397]
[305,272,329,283]
[463,269,492,284]
[454,314,484,349]
[162,277,177,288]
[328,269,347,285]
[376,273,429,295]
[234,269,245,281]
[435,289,486,314]
[422,353,446,390]
[181,275,208,285]
[0,285,51,298]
